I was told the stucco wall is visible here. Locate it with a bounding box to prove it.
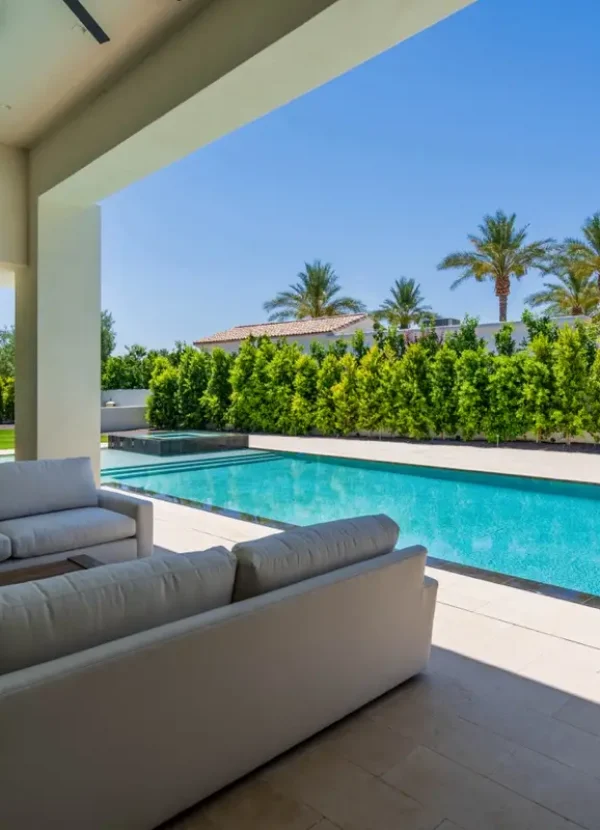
[101,389,149,432]
[0,144,27,270]
[199,316,587,355]
[101,389,149,407]
[101,406,147,433]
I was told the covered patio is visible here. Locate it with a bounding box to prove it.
[3,2,600,829]
[0,0,474,476]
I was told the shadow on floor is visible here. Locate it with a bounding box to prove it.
[158,644,600,830]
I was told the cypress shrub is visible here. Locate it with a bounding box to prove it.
[164,316,600,446]
[290,354,319,435]
[357,345,389,435]
[176,347,211,429]
[431,344,459,439]
[332,353,360,436]
[456,348,491,440]
[485,352,527,442]
[201,348,233,430]
[146,358,179,429]
[391,342,434,439]
[1,377,14,423]
[315,353,342,435]
[267,342,301,434]
[587,346,600,440]
[552,324,590,443]
[521,334,556,441]
[246,339,277,432]
[227,339,258,430]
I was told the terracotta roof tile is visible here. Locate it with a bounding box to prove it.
[194,314,369,345]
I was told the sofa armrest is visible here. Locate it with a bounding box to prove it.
[97,489,153,558]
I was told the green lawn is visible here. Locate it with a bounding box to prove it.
[0,430,15,450]
[0,430,108,451]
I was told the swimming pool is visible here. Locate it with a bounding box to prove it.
[103,450,600,596]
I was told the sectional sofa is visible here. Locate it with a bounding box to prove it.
[0,514,437,829]
[0,457,153,574]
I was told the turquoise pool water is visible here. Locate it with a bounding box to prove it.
[103,451,600,595]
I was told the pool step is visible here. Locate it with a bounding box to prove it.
[102,450,286,480]
[102,450,279,478]
[102,449,275,474]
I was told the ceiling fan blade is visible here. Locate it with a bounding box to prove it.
[60,0,110,44]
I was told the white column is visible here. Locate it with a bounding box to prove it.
[16,198,101,477]
[0,143,27,277]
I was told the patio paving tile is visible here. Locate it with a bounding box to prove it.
[312,711,418,777]
[491,744,600,829]
[199,778,321,830]
[446,680,600,778]
[369,691,518,778]
[429,646,571,716]
[262,746,444,830]
[383,746,586,830]
[553,696,600,737]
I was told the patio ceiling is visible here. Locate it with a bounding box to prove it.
[0,0,214,147]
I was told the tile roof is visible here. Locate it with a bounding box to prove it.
[194,314,369,345]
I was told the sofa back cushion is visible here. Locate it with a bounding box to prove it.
[0,458,98,521]
[0,533,11,563]
[0,548,236,674]
[232,514,400,601]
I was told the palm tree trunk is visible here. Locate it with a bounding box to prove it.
[495,275,510,322]
[498,294,508,322]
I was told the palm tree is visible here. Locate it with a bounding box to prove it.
[263,260,366,322]
[374,277,434,329]
[437,210,553,322]
[525,255,599,316]
[564,213,600,291]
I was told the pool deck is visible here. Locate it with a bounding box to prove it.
[248,434,600,485]
[104,437,600,830]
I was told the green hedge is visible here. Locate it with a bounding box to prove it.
[0,376,14,424]
[146,316,600,444]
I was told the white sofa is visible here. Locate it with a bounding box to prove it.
[0,457,153,573]
[0,515,437,829]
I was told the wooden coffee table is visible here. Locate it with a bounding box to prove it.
[0,553,103,587]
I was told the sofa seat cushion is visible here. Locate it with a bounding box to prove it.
[232,514,400,601]
[0,533,11,563]
[0,457,98,521]
[0,507,136,560]
[0,547,236,674]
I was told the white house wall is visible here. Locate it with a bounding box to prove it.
[199,317,586,355]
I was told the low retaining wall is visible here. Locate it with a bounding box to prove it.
[101,406,147,433]
[101,389,149,433]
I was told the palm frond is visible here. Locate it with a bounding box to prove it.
[263,260,365,321]
[439,211,555,320]
[376,277,433,327]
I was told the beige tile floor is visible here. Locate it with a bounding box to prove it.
[133,491,600,830]
[249,434,600,485]
[108,439,600,830]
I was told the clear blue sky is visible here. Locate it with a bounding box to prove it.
[1,0,599,350]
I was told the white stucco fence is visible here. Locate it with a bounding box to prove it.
[101,389,149,432]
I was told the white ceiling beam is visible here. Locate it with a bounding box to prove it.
[32,0,475,205]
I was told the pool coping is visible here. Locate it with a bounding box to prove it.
[104,480,600,609]
[105,481,297,532]
[249,435,600,489]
